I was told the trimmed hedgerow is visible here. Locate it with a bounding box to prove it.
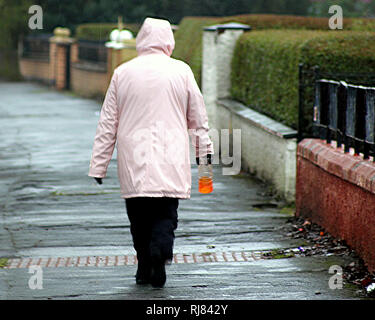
[219,14,328,30]
[219,14,375,31]
[173,17,222,87]
[173,14,375,87]
[231,30,375,130]
[75,23,140,41]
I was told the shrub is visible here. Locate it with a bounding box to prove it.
[231,30,375,130]
[219,14,328,30]
[220,14,375,31]
[75,23,140,41]
[172,14,375,87]
[173,17,221,86]
[0,49,22,81]
[0,0,32,80]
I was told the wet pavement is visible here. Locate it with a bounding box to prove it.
[0,81,364,300]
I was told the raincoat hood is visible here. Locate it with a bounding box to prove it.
[136,17,175,57]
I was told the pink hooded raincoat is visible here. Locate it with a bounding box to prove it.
[88,17,214,199]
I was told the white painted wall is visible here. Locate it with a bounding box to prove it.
[202,30,217,129]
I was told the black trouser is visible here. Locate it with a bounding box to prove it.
[125,197,179,266]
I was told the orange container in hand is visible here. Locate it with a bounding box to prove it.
[198,160,213,194]
[199,176,213,193]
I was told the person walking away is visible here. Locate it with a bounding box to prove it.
[88,17,214,288]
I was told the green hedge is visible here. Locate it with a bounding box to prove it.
[0,0,32,80]
[172,14,375,87]
[0,49,22,81]
[173,17,221,87]
[218,14,375,31]
[75,23,140,41]
[231,30,375,130]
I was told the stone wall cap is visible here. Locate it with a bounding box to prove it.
[217,98,297,139]
[204,22,251,32]
[50,27,75,44]
[72,62,107,73]
[53,27,70,37]
[50,36,75,44]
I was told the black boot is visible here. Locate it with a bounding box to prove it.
[135,259,151,285]
[150,255,166,288]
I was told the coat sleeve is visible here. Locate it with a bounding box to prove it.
[88,71,119,178]
[186,67,214,158]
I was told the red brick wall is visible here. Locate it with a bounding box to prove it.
[55,45,67,90]
[19,41,70,90]
[296,139,375,272]
[70,42,79,64]
[19,58,52,83]
[49,42,57,82]
[70,65,108,98]
[19,37,111,97]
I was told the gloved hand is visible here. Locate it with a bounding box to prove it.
[94,177,103,185]
[196,154,212,165]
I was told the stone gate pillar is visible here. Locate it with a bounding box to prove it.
[49,27,75,90]
[202,23,251,129]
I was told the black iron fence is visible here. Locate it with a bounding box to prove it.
[313,78,375,161]
[299,64,375,161]
[77,40,107,65]
[22,33,52,61]
[298,64,375,157]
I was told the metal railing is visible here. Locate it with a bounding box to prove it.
[22,33,52,61]
[298,64,375,146]
[313,78,375,161]
[77,40,107,65]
